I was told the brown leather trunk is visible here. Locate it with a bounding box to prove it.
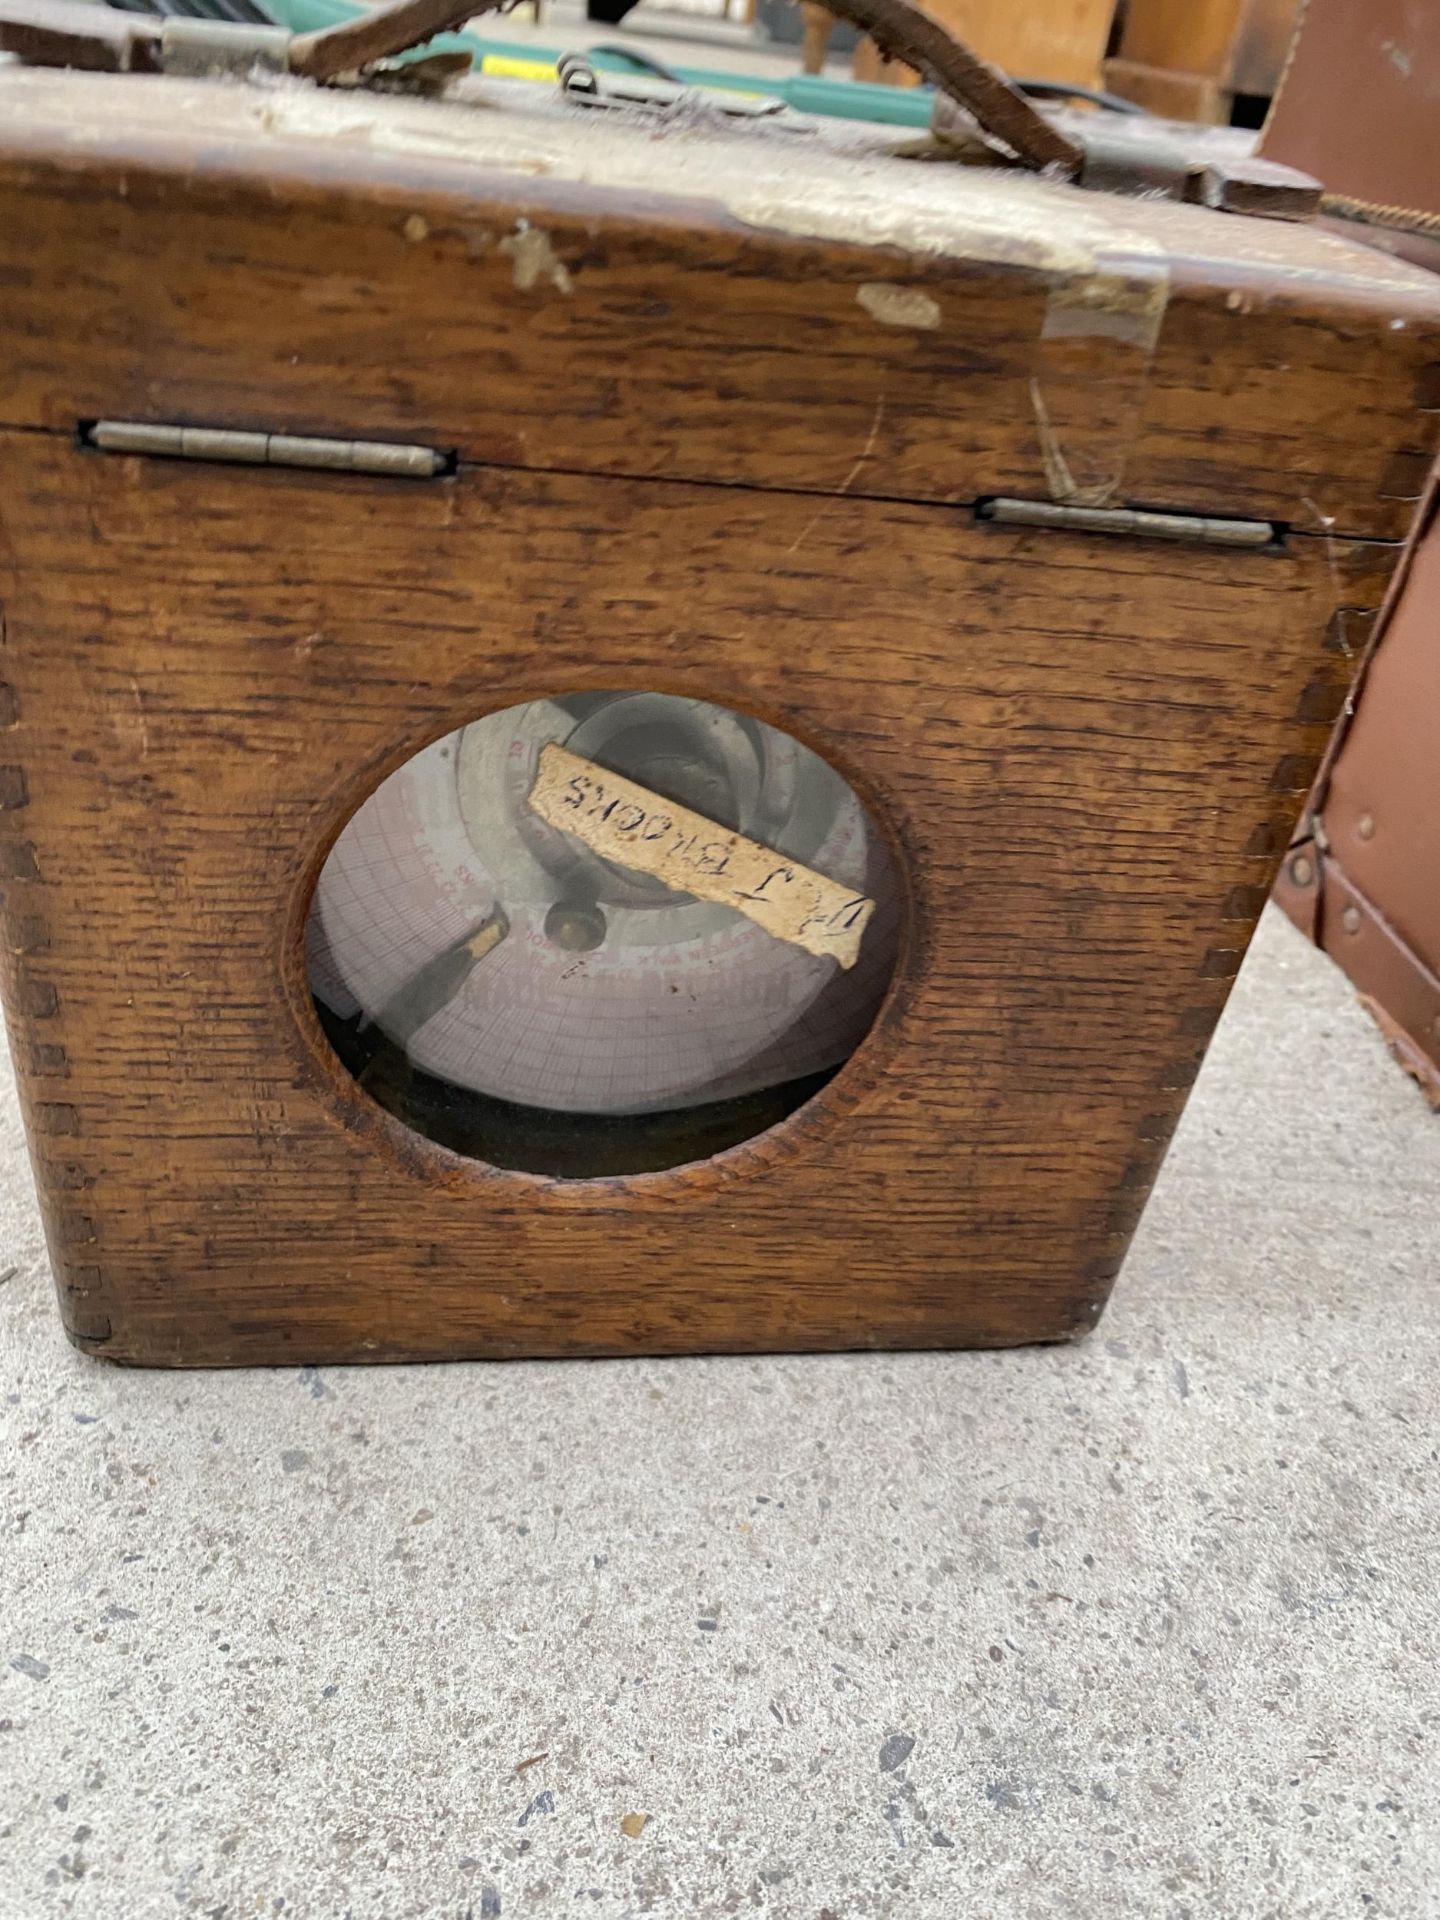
[1262,0,1440,1096]
[1259,0,1440,229]
[0,66,1437,1364]
[1273,473,1440,1103]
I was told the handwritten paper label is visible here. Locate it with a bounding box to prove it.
[527,743,876,969]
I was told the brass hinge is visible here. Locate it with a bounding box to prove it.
[980,498,1278,549]
[85,421,451,480]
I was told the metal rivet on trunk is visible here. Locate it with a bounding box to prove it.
[1357,814,1376,841]
[1289,854,1314,888]
[1341,905,1363,934]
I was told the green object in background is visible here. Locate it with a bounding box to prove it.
[263,0,937,128]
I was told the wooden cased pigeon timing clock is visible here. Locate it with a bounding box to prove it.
[0,41,1435,1365]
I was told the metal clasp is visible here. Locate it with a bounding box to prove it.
[556,52,787,119]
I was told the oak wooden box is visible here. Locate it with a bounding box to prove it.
[0,65,1437,1366]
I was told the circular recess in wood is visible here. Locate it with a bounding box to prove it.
[306,691,902,1176]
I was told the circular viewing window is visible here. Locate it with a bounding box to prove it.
[307,692,901,1177]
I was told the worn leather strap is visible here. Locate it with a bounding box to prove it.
[809,0,1081,174]
[0,0,1083,174]
[0,0,503,77]
[288,0,513,80]
[0,0,161,71]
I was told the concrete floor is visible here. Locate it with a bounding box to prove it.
[2,907,1439,1919]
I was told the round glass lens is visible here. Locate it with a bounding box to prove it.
[307,692,901,1175]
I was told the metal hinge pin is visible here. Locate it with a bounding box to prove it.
[981,497,1278,549]
[87,421,449,480]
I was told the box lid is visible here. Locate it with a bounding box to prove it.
[1,63,1438,536]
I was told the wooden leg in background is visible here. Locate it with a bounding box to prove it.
[800,3,833,75]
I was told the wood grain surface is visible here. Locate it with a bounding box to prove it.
[0,67,1426,1361]
[0,436,1384,1362]
[0,69,1438,539]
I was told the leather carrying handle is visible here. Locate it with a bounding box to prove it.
[288,0,511,79]
[290,0,1082,171]
[1,0,1082,173]
[0,0,161,71]
[800,0,1081,173]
